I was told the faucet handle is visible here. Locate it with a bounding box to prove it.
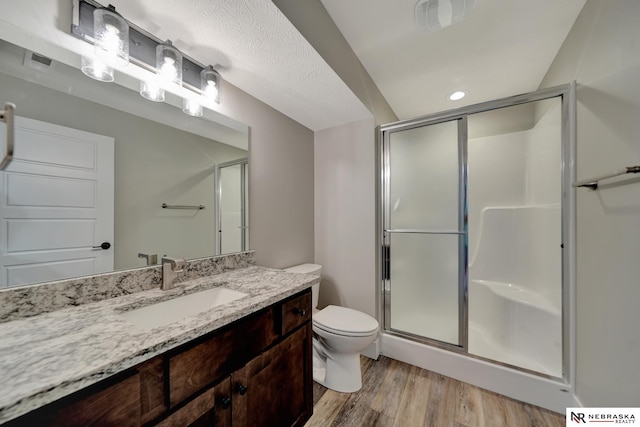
[162,257,187,272]
[173,258,186,272]
[138,253,158,266]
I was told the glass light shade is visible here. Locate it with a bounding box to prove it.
[201,66,221,104]
[183,96,204,117]
[156,41,183,88]
[94,7,129,67]
[140,80,165,102]
[81,56,114,82]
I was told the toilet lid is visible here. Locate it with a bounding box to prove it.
[313,305,379,336]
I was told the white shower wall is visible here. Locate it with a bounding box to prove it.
[468,102,561,274]
[468,101,562,375]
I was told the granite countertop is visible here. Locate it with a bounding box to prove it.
[0,266,318,424]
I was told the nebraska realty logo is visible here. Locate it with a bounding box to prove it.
[566,408,639,425]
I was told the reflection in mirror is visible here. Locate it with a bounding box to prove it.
[0,39,249,289]
[216,159,249,255]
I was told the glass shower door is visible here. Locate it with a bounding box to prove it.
[383,118,467,347]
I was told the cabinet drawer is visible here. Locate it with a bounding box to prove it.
[281,290,312,336]
[8,372,141,427]
[169,308,277,407]
[157,378,231,427]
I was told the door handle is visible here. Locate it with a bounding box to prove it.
[92,242,111,250]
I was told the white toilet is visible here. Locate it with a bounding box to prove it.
[284,264,379,393]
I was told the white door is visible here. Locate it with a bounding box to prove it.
[0,116,114,288]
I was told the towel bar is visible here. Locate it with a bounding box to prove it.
[573,165,640,190]
[161,203,205,210]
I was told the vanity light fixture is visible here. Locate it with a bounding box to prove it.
[72,0,223,114]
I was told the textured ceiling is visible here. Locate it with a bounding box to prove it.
[107,0,372,131]
[320,0,586,120]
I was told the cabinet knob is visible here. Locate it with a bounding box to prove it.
[237,384,248,395]
[220,396,232,409]
[293,308,306,316]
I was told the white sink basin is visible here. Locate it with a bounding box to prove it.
[120,287,248,330]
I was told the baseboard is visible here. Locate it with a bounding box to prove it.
[380,333,575,414]
[361,337,380,360]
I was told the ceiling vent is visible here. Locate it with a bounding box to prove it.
[23,50,55,73]
[415,0,477,32]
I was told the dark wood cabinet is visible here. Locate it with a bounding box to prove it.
[156,377,231,427]
[231,325,313,427]
[6,372,142,427]
[139,357,167,424]
[169,308,278,407]
[7,288,312,427]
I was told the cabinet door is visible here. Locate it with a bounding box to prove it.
[169,309,277,407]
[232,324,313,427]
[138,356,166,424]
[156,377,232,427]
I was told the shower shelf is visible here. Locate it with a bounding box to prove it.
[573,165,640,190]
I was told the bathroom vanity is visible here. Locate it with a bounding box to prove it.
[0,254,317,426]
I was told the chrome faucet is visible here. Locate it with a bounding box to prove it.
[161,257,186,290]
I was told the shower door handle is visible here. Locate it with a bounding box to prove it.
[382,244,391,280]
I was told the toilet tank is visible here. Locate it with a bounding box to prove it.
[283,264,321,309]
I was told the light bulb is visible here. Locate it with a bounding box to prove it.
[81,56,114,82]
[159,57,177,84]
[183,97,203,117]
[204,81,219,101]
[156,41,182,88]
[100,24,121,61]
[140,80,165,102]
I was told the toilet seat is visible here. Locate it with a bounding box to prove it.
[313,305,378,337]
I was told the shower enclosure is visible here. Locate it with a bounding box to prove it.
[379,84,574,379]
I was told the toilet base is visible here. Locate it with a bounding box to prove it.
[312,339,363,393]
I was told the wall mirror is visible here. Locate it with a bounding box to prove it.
[0,38,249,289]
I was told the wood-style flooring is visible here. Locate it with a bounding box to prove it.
[304,356,565,427]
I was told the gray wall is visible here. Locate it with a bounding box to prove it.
[540,0,640,406]
[314,118,376,315]
[218,82,315,269]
